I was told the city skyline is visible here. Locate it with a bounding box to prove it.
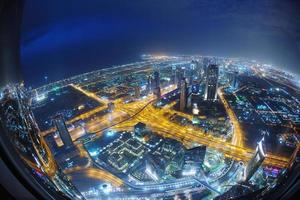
[1,1,300,199]
[1,54,300,199]
[29,55,300,197]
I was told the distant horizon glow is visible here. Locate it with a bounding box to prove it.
[21,1,300,87]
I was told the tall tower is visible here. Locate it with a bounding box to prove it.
[232,71,238,89]
[53,114,73,148]
[176,69,183,89]
[244,137,266,182]
[202,57,210,68]
[187,93,192,108]
[172,65,177,85]
[189,61,197,85]
[204,64,219,101]
[153,71,161,100]
[153,71,160,89]
[179,78,188,111]
[154,87,161,100]
[146,75,152,94]
[134,85,140,99]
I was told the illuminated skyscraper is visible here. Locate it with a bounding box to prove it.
[181,66,187,79]
[153,71,161,100]
[179,78,188,111]
[228,71,238,89]
[233,71,239,88]
[244,137,266,182]
[190,60,197,70]
[204,64,219,101]
[53,114,73,148]
[172,65,177,85]
[202,57,210,68]
[146,75,152,93]
[176,69,183,89]
[189,61,198,85]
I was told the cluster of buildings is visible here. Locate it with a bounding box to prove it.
[9,55,298,199]
[92,132,150,173]
[32,85,101,131]
[0,85,83,199]
[86,122,208,184]
[106,134,149,172]
[146,58,239,116]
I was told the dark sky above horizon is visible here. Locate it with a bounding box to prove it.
[21,0,300,88]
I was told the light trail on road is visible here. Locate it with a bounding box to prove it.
[42,83,289,168]
[218,87,244,147]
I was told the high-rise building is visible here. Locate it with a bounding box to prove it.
[187,94,192,108]
[188,61,198,85]
[190,60,197,70]
[204,64,219,101]
[232,71,238,89]
[244,137,266,182]
[153,71,161,100]
[53,114,73,148]
[172,65,177,85]
[0,85,83,199]
[134,85,140,99]
[179,78,188,111]
[181,66,187,79]
[176,69,184,89]
[202,57,210,68]
[228,71,238,89]
[146,75,152,93]
[44,133,59,154]
[154,87,161,100]
[153,71,160,89]
[188,76,193,86]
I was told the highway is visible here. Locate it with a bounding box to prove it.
[218,87,244,147]
[42,83,289,168]
[68,167,124,187]
[92,160,220,194]
[98,87,288,168]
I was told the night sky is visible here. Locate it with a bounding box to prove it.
[21,0,300,88]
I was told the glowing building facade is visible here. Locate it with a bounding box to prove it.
[204,64,219,101]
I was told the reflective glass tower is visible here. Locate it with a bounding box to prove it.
[52,114,74,148]
[204,64,219,101]
[180,78,188,111]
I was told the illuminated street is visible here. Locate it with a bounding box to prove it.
[1,1,300,199]
[24,55,299,199]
